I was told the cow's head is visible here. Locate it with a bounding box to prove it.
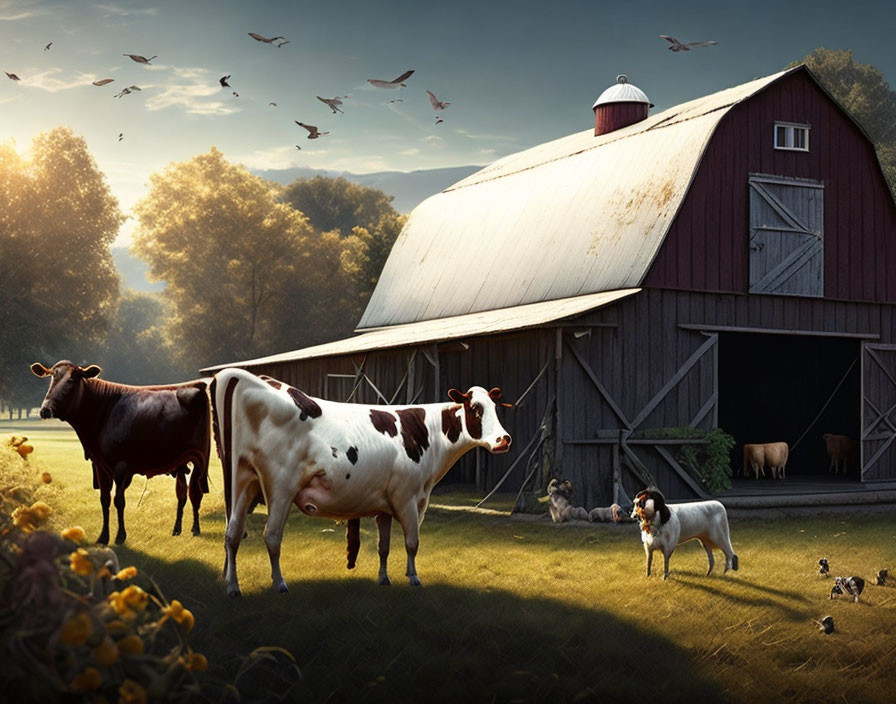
[31,361,102,420]
[446,386,512,453]
[631,487,671,526]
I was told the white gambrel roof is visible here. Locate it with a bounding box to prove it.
[358,68,798,330]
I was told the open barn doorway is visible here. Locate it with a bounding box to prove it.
[718,332,860,484]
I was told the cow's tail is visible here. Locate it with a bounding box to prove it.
[209,371,239,527]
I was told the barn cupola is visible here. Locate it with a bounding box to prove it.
[592,75,653,136]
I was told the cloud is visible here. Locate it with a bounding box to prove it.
[143,67,240,116]
[93,3,158,17]
[0,11,34,20]
[236,146,303,171]
[423,135,445,147]
[453,128,518,144]
[400,148,421,156]
[20,69,96,92]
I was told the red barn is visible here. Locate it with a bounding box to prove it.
[205,66,896,508]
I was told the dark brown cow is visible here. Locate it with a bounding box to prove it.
[31,361,211,545]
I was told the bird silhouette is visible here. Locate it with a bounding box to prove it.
[118,133,124,141]
[660,35,717,51]
[295,145,302,150]
[295,121,329,139]
[219,75,231,87]
[435,116,444,125]
[92,78,115,86]
[269,102,278,107]
[276,40,290,48]
[426,89,451,111]
[114,85,141,98]
[44,42,52,51]
[368,70,414,89]
[232,91,239,97]
[389,98,403,103]
[123,54,157,64]
[248,32,285,44]
[5,72,21,81]
[317,95,348,114]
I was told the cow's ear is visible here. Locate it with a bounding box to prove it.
[79,365,102,379]
[31,363,51,377]
[448,388,469,404]
[488,387,502,402]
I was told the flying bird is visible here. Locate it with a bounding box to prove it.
[317,95,348,114]
[114,85,141,98]
[44,42,52,51]
[295,145,302,150]
[117,133,124,142]
[248,32,285,44]
[123,54,157,64]
[5,72,21,81]
[660,35,717,51]
[388,98,403,103]
[295,121,329,139]
[276,40,290,48]
[269,102,278,107]
[232,91,239,97]
[219,75,231,87]
[92,78,115,86]
[367,69,414,89]
[435,116,444,125]
[426,90,450,112]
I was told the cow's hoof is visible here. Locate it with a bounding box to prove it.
[378,576,391,587]
[191,527,201,536]
[96,534,109,546]
[114,533,127,545]
[275,582,289,594]
[408,576,422,587]
[227,587,242,599]
[172,527,182,536]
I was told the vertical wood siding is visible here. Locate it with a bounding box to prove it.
[644,70,896,302]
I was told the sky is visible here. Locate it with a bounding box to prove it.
[1,0,894,246]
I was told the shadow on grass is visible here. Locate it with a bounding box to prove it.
[673,572,809,621]
[114,547,729,704]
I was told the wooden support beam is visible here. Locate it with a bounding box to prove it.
[565,339,632,428]
[655,445,709,499]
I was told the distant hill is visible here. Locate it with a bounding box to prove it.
[252,164,481,213]
[114,164,482,291]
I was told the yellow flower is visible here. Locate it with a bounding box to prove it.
[10,503,50,533]
[160,600,195,632]
[116,635,145,657]
[185,652,208,672]
[92,636,120,667]
[59,611,93,645]
[69,667,102,693]
[29,501,52,520]
[115,566,138,581]
[61,526,87,543]
[119,679,147,704]
[40,472,52,483]
[108,585,148,620]
[70,548,94,576]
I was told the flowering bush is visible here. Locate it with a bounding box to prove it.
[0,445,302,703]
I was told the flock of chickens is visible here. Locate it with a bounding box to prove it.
[815,556,889,634]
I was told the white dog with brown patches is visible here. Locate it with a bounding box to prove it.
[631,488,738,580]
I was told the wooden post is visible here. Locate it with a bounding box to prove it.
[612,433,621,505]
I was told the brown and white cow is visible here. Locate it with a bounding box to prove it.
[31,361,211,545]
[823,434,857,475]
[211,367,512,596]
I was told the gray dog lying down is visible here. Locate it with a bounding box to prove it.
[545,479,625,523]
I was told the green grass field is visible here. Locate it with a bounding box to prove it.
[3,418,895,703]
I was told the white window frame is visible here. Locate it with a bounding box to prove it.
[774,121,810,152]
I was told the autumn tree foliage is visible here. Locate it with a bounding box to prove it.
[794,48,896,197]
[0,128,122,409]
[132,149,358,368]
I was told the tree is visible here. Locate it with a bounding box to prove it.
[793,48,896,197]
[281,176,400,237]
[132,149,354,369]
[0,129,122,410]
[281,176,407,317]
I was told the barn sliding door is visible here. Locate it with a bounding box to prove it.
[861,343,896,482]
[748,174,824,296]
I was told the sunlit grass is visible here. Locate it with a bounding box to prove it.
[3,418,895,703]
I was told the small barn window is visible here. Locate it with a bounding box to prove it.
[774,122,810,151]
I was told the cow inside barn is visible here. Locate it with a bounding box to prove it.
[31,361,211,545]
[719,333,860,481]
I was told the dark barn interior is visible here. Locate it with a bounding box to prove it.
[719,332,860,480]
